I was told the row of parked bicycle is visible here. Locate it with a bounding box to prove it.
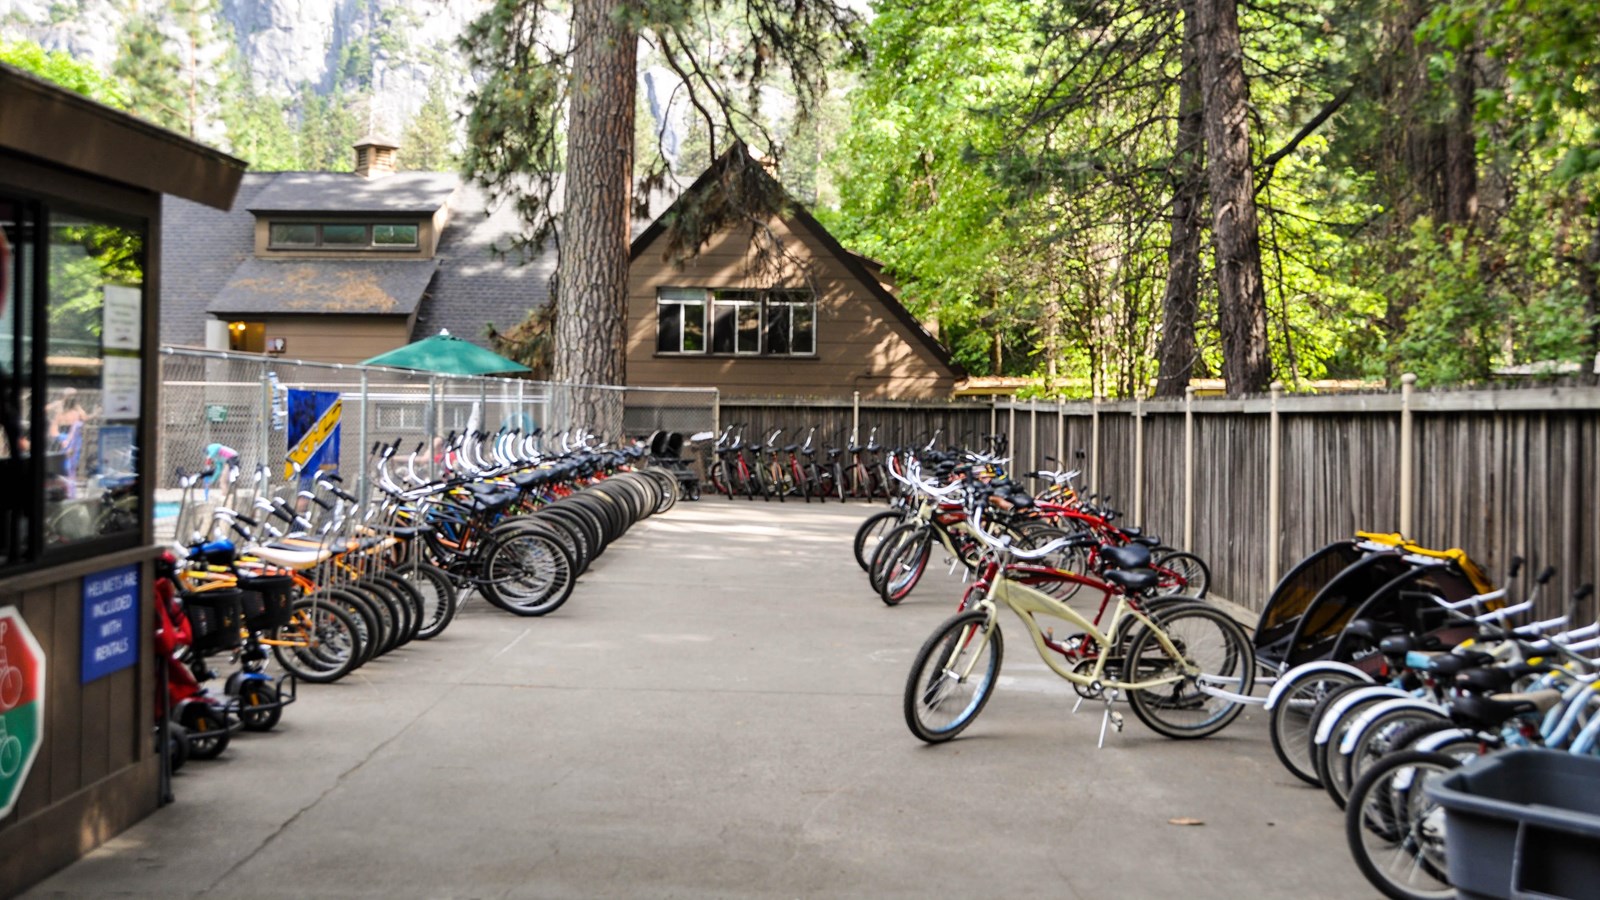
[155,428,681,774]
[700,424,980,502]
[849,444,1246,744]
[842,437,1600,900]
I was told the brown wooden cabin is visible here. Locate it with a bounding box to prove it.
[625,148,964,400]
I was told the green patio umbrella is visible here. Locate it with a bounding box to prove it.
[361,329,531,376]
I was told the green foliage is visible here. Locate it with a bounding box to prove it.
[0,37,125,107]
[401,73,459,171]
[825,0,1600,393]
[112,9,187,133]
[295,87,364,171]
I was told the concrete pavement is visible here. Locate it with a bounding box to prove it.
[26,500,1372,898]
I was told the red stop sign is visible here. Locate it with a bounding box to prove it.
[0,606,45,819]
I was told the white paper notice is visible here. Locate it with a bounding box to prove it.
[102,356,140,420]
[102,285,141,351]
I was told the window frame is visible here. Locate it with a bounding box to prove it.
[655,288,708,355]
[0,187,151,574]
[654,287,818,359]
[267,220,420,251]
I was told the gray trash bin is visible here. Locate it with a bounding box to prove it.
[1426,749,1600,900]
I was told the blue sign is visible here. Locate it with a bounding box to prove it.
[82,564,139,683]
[285,388,341,483]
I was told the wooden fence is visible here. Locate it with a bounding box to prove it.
[722,383,1600,617]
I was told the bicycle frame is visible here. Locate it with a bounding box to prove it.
[957,573,1190,693]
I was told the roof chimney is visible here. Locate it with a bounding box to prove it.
[353,134,399,179]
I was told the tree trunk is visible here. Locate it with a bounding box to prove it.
[1196,0,1271,396]
[1154,0,1206,399]
[554,0,638,427]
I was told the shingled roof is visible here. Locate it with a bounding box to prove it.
[245,171,457,215]
[207,258,439,316]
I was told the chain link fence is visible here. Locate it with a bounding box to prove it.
[158,348,717,500]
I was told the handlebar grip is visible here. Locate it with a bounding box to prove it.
[234,513,259,527]
[1508,556,1524,579]
[415,442,424,455]
[1576,584,1595,602]
[371,442,380,455]
[1538,565,1557,584]
[324,473,343,483]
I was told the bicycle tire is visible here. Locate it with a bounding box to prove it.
[880,529,933,605]
[904,610,1003,743]
[1317,690,1408,809]
[375,571,427,643]
[1344,750,1459,900]
[393,561,457,640]
[1151,551,1210,598]
[1124,603,1255,739]
[481,527,577,616]
[1342,705,1451,798]
[868,524,924,596]
[1269,668,1370,786]
[272,595,362,683]
[854,510,905,572]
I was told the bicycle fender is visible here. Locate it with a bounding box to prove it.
[1313,685,1408,745]
[1263,661,1374,712]
[1337,697,1444,756]
[1410,727,1477,755]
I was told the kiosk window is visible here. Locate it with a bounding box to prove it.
[0,196,146,569]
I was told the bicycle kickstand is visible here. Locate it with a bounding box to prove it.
[1097,689,1124,749]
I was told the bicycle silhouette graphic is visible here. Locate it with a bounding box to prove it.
[0,622,22,712]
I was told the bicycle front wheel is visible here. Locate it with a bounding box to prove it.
[1268,667,1372,785]
[1124,603,1254,739]
[1345,750,1460,900]
[904,610,1003,743]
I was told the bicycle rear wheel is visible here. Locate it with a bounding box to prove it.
[481,527,576,616]
[879,529,933,605]
[904,610,1003,743]
[272,597,361,683]
[1124,603,1254,739]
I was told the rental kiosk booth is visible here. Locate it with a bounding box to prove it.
[0,63,245,893]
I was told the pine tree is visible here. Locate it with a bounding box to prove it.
[112,9,187,133]
[401,75,458,171]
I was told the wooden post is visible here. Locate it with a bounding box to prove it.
[1184,384,1195,551]
[1008,400,1016,458]
[1090,395,1101,495]
[1399,373,1416,536]
[1268,381,1284,592]
[1133,394,1144,525]
[1029,399,1038,471]
[1056,399,1065,469]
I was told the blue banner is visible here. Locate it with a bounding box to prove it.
[82,564,139,683]
[285,388,341,481]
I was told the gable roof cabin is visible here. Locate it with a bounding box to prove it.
[161,139,564,364]
[162,141,963,398]
[626,146,964,399]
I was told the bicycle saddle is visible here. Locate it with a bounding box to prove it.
[1101,544,1152,570]
[827,448,842,458]
[1104,567,1161,593]
[783,443,799,452]
[1455,663,1550,695]
[1130,535,1162,547]
[1449,690,1563,731]
[847,444,862,453]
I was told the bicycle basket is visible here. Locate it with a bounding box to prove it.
[183,587,244,655]
[237,575,296,632]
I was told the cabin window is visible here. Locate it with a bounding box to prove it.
[655,288,707,354]
[268,221,420,250]
[656,288,815,357]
